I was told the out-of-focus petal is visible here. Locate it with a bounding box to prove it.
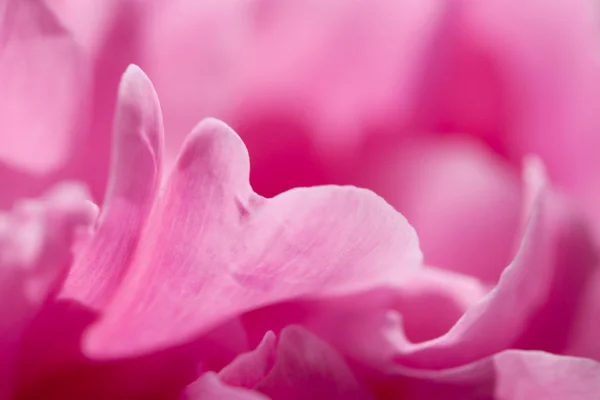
[362,158,593,372]
[0,183,95,397]
[263,158,595,376]
[0,0,87,174]
[357,136,521,283]
[219,331,277,389]
[60,65,164,309]
[43,0,119,53]
[494,351,600,400]
[255,326,372,400]
[84,111,422,358]
[386,158,596,368]
[142,0,443,168]
[413,0,600,241]
[240,266,488,366]
[183,372,269,400]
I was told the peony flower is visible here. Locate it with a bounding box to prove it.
[2,0,600,398]
[0,61,597,399]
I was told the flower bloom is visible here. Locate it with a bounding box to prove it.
[1,0,600,399]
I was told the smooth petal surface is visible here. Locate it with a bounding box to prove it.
[84,113,422,358]
[0,183,95,397]
[60,65,164,309]
[219,331,277,389]
[183,373,268,400]
[412,0,600,240]
[388,158,596,368]
[255,326,372,400]
[268,158,595,374]
[494,351,600,400]
[357,136,521,283]
[0,0,86,173]
[142,0,443,168]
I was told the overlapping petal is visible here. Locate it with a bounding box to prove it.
[356,136,522,283]
[412,0,600,240]
[183,373,268,400]
[348,158,596,370]
[62,66,422,359]
[61,64,164,309]
[0,183,95,397]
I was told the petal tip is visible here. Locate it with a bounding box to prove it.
[177,117,249,176]
[112,63,164,170]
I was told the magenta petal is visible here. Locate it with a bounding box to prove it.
[494,351,600,400]
[256,326,372,400]
[85,115,421,358]
[219,331,277,389]
[60,65,164,309]
[183,372,269,400]
[0,0,86,174]
[0,183,95,396]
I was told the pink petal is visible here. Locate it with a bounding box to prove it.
[183,373,269,400]
[60,65,164,309]
[0,183,95,396]
[388,158,596,368]
[141,0,442,170]
[357,135,522,283]
[219,331,277,389]
[267,158,595,375]
[413,0,600,242]
[562,256,600,360]
[494,351,600,400]
[43,0,119,53]
[84,104,422,357]
[241,267,487,366]
[0,0,87,174]
[255,325,372,400]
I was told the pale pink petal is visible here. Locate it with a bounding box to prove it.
[413,0,600,241]
[255,326,372,400]
[60,65,164,309]
[494,351,600,400]
[0,183,95,397]
[271,158,595,374]
[43,0,119,53]
[241,267,487,366]
[85,111,422,358]
[360,350,600,399]
[0,0,87,174]
[74,0,148,200]
[183,372,269,400]
[142,0,443,172]
[357,135,521,283]
[386,158,596,368]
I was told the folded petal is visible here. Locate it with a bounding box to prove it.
[60,65,164,309]
[387,158,596,368]
[0,0,87,174]
[255,326,372,400]
[219,331,277,389]
[85,111,422,357]
[279,158,595,374]
[0,183,95,397]
[494,351,600,400]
